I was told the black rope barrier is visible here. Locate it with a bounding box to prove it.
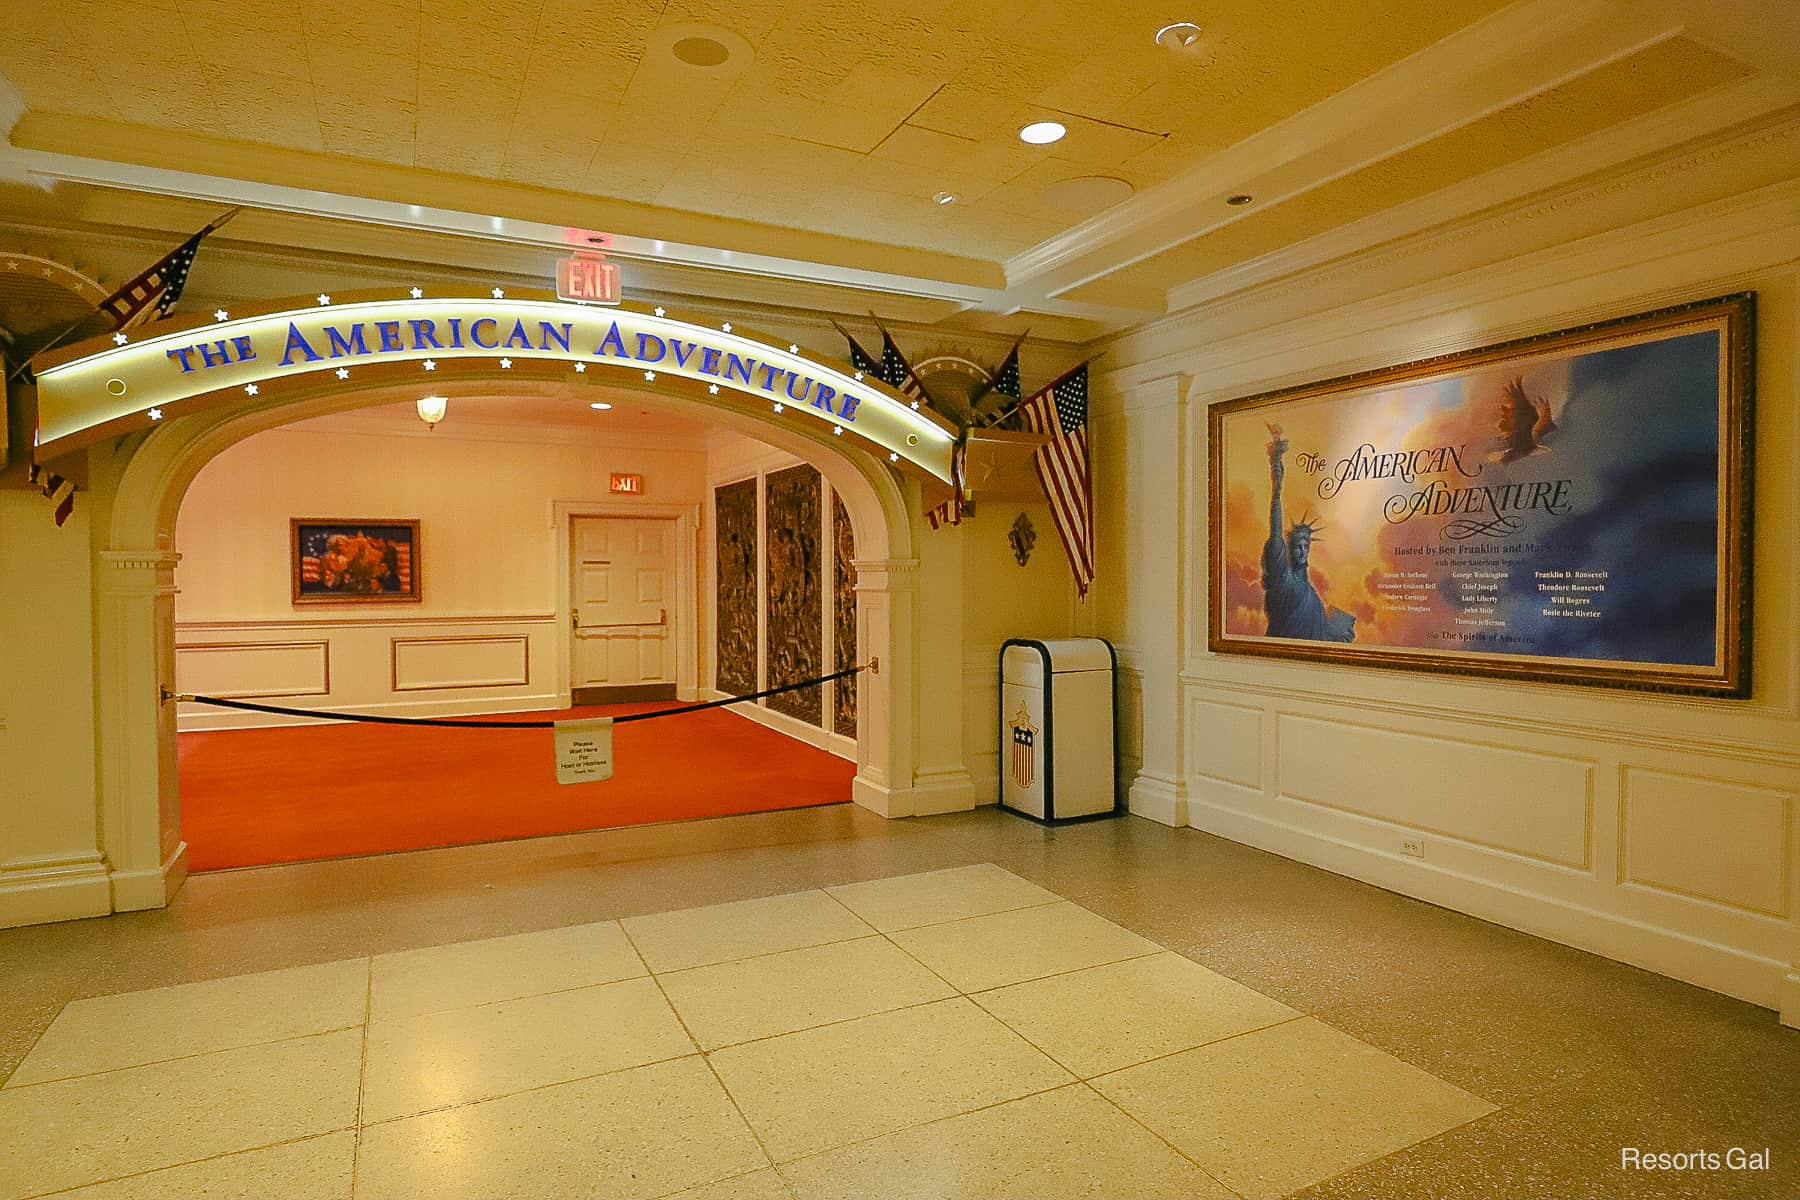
[162,662,871,729]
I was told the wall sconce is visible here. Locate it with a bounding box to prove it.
[416,395,447,430]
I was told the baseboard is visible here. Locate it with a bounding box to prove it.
[177,693,565,732]
[1128,772,1189,827]
[0,852,111,928]
[1781,969,1800,1030]
[1186,790,1786,1011]
[699,689,853,761]
[110,840,188,913]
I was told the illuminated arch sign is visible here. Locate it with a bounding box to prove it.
[30,290,957,482]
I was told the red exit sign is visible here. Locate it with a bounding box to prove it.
[557,254,621,305]
[610,473,643,495]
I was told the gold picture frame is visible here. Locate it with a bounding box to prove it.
[290,518,423,605]
[1207,292,1753,698]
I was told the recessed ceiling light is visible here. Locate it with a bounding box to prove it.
[673,35,730,66]
[589,401,613,410]
[1019,120,1067,145]
[1227,193,1254,206]
[932,190,958,205]
[1154,21,1203,49]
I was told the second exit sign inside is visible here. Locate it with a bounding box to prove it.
[610,473,643,495]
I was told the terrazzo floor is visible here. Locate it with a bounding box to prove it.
[2,805,1796,1198]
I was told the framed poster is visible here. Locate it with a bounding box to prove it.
[1208,293,1753,697]
[290,518,422,604]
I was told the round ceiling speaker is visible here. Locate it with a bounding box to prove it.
[1040,175,1135,213]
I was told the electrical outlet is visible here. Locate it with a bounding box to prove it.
[1400,838,1426,859]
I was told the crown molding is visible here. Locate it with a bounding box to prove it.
[995,0,1686,307]
[1166,79,1800,315]
[1093,119,1800,387]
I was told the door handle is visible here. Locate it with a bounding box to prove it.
[576,608,667,630]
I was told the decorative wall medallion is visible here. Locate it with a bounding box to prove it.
[1009,511,1036,566]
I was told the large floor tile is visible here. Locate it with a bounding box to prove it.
[779,1083,1235,1200]
[368,920,644,1022]
[707,997,1072,1162]
[42,1131,355,1200]
[888,901,1159,993]
[972,951,1299,1077]
[659,936,954,1050]
[362,975,693,1121]
[621,890,874,973]
[824,864,1058,932]
[5,959,367,1087]
[355,1056,767,1200]
[0,1029,361,1199]
[1092,1018,1496,1200]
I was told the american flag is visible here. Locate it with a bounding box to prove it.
[838,322,919,400]
[27,464,76,527]
[1010,706,1037,789]
[97,208,238,330]
[1019,363,1093,597]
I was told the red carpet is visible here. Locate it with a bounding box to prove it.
[177,702,856,871]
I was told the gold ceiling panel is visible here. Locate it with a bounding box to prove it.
[1105,36,1757,295]
[0,0,1520,263]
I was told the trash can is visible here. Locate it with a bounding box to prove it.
[999,638,1119,823]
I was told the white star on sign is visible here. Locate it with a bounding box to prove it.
[653,306,665,317]
[245,384,258,396]
[644,370,656,381]
[575,362,589,373]
[423,360,437,371]
[772,402,783,414]
[499,357,512,369]
[889,452,899,462]
[708,384,719,394]
[409,287,423,299]
[213,309,229,321]
[788,343,799,353]
[148,408,163,421]
[833,425,843,436]
[491,287,505,299]
[113,332,129,345]
[854,371,863,382]
[317,294,331,305]
[335,367,349,380]
[910,400,920,410]
[721,322,732,332]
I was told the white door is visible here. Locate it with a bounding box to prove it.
[571,516,675,700]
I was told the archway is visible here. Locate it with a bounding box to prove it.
[53,294,944,911]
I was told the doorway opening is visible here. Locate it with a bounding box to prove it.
[164,388,880,870]
[570,515,678,705]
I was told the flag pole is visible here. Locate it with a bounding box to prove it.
[968,328,1029,424]
[985,357,1086,431]
[7,207,243,384]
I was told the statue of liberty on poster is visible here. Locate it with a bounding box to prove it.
[1262,425,1357,642]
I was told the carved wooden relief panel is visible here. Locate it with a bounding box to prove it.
[764,465,822,723]
[714,478,758,696]
[832,492,857,738]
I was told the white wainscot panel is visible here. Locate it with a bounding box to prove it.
[391,635,530,691]
[1188,697,1263,789]
[176,640,329,699]
[1621,768,1793,919]
[1277,713,1592,869]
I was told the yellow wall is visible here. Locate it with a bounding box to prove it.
[172,419,708,728]
[0,493,106,924]
[1093,176,1800,1015]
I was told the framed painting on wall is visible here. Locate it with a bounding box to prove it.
[290,519,422,604]
[1208,292,1754,697]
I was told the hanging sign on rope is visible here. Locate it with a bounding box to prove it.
[554,716,615,784]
